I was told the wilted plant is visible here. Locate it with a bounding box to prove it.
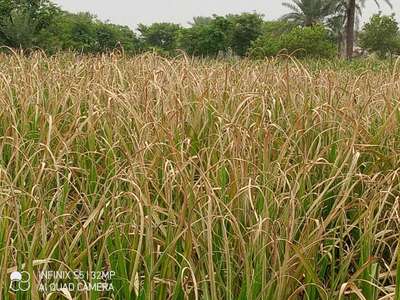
[0,51,399,299]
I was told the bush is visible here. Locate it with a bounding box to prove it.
[249,25,336,59]
[282,25,336,58]
[248,34,282,58]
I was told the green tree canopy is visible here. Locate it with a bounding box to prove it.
[178,16,231,57]
[0,0,60,48]
[138,22,182,55]
[36,11,141,54]
[249,24,335,59]
[343,0,392,59]
[281,0,338,26]
[179,13,263,57]
[359,14,400,58]
[225,13,264,56]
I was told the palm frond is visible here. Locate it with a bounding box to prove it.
[282,2,302,14]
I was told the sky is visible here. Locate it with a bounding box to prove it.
[52,0,399,30]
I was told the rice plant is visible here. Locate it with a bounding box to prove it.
[0,51,399,299]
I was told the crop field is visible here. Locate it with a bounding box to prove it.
[1,52,400,299]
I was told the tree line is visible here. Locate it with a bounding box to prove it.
[0,0,399,59]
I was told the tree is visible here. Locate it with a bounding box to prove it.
[178,16,231,57]
[94,23,140,54]
[59,12,98,53]
[49,12,140,54]
[359,14,400,58]
[0,0,60,49]
[179,13,263,57]
[226,13,264,56]
[324,0,349,56]
[345,0,392,59]
[189,16,213,26]
[138,22,181,55]
[281,0,338,26]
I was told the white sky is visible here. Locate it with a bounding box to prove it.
[52,0,399,30]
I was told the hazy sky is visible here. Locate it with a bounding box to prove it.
[53,0,399,30]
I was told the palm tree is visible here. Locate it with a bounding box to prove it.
[281,0,338,26]
[327,0,361,57]
[327,13,347,56]
[345,0,392,59]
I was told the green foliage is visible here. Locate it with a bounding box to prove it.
[0,0,398,60]
[189,16,213,26]
[94,23,139,54]
[248,34,282,58]
[60,12,98,53]
[179,13,263,57]
[0,0,60,49]
[1,10,37,49]
[281,0,338,26]
[225,13,264,56]
[0,2,140,54]
[248,21,295,58]
[40,11,140,54]
[282,25,336,58]
[359,14,400,58]
[262,20,297,36]
[250,24,336,59]
[138,22,182,55]
[178,16,231,57]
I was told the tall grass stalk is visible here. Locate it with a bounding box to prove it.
[0,52,399,299]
